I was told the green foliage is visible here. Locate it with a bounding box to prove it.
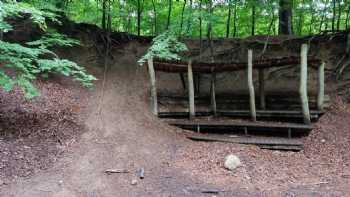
[60,0,350,38]
[138,31,188,65]
[0,0,96,98]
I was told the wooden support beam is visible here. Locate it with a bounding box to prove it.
[317,62,325,111]
[258,69,266,110]
[179,74,186,90]
[299,44,311,124]
[248,50,257,121]
[188,60,195,119]
[147,58,158,115]
[210,73,217,116]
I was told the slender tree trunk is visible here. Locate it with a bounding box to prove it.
[226,0,232,38]
[151,0,157,35]
[180,0,187,34]
[232,0,238,37]
[346,4,350,28]
[186,0,193,34]
[167,0,173,30]
[199,0,203,56]
[298,0,305,35]
[336,0,341,31]
[332,0,336,32]
[319,0,329,33]
[137,0,141,36]
[279,0,293,35]
[208,0,214,62]
[309,7,315,35]
[102,0,107,30]
[251,5,256,36]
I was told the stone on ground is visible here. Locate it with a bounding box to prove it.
[224,154,241,171]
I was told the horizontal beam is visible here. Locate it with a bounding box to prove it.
[187,134,303,151]
[152,57,322,73]
[166,120,313,131]
[158,110,322,120]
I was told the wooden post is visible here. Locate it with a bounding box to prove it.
[188,60,195,119]
[247,50,256,121]
[299,44,311,124]
[179,73,186,90]
[317,62,325,111]
[258,69,266,110]
[147,58,158,115]
[210,72,217,116]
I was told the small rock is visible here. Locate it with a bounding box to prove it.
[321,139,326,143]
[131,179,137,185]
[224,154,241,171]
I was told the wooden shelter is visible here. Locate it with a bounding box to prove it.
[146,44,325,125]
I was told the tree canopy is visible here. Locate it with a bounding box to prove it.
[31,0,350,38]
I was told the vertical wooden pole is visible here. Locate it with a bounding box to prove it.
[179,73,186,90]
[147,58,158,116]
[248,50,256,121]
[299,44,311,124]
[210,72,217,116]
[258,69,266,110]
[188,60,195,119]
[317,62,325,111]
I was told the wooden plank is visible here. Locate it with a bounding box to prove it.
[167,120,313,130]
[317,62,325,111]
[211,73,217,116]
[188,60,195,118]
[187,134,303,150]
[259,69,266,110]
[158,110,322,120]
[299,44,311,124]
[147,58,158,115]
[247,50,256,121]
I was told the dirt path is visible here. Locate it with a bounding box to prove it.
[0,56,247,197]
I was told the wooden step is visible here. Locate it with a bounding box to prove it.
[187,133,303,151]
[165,120,313,132]
[159,110,323,120]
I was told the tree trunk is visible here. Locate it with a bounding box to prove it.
[137,0,141,36]
[226,0,232,38]
[186,0,193,34]
[251,5,256,36]
[336,0,341,31]
[102,0,107,30]
[309,9,315,35]
[151,0,157,35]
[332,0,336,32]
[279,0,293,35]
[167,0,172,30]
[233,0,238,37]
[346,4,350,29]
[180,0,187,34]
[298,0,305,35]
[319,0,329,33]
[208,0,214,63]
[199,0,203,57]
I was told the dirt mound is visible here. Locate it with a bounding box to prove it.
[0,78,88,184]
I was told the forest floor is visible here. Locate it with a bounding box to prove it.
[0,47,350,196]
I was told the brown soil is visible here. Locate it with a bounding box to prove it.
[174,97,350,196]
[0,44,349,196]
[0,79,88,184]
